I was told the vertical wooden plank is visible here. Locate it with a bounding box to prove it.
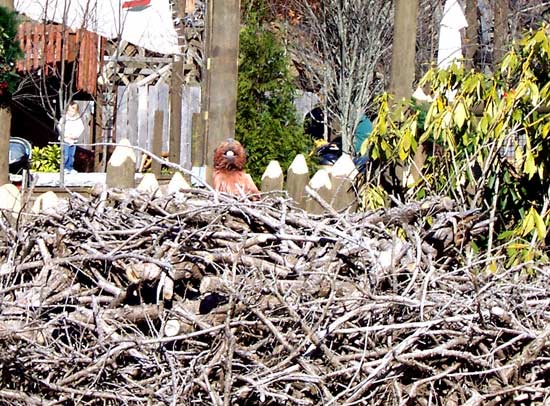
[94,95,103,171]
[181,85,201,169]
[115,86,128,142]
[54,26,62,65]
[137,86,149,167]
[127,84,139,149]
[77,29,87,93]
[151,111,164,177]
[25,23,33,71]
[169,60,183,165]
[147,84,159,153]
[87,32,98,95]
[45,24,54,65]
[191,112,204,167]
[158,82,170,154]
[32,24,41,70]
[16,23,23,71]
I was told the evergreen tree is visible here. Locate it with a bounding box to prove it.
[0,6,21,104]
[236,1,311,185]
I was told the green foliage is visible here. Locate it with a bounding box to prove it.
[364,25,550,263]
[236,0,312,185]
[0,6,22,102]
[31,145,61,173]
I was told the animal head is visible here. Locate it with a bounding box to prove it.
[213,138,247,171]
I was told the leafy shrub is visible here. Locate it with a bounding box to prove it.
[363,25,550,263]
[236,0,312,185]
[31,145,60,172]
[0,6,22,104]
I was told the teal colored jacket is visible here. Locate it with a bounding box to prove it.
[354,115,373,154]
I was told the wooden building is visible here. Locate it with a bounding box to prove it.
[13,0,204,172]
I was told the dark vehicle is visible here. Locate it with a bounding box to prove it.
[9,137,32,188]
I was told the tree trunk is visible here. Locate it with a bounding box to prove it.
[493,0,509,67]
[0,0,14,185]
[390,0,419,101]
[465,0,480,70]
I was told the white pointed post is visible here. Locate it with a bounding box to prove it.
[287,154,309,208]
[106,138,136,189]
[0,183,21,221]
[167,171,191,195]
[331,154,358,212]
[261,160,284,192]
[305,168,332,214]
[137,173,162,197]
[31,191,60,215]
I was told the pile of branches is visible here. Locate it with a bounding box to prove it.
[0,187,548,405]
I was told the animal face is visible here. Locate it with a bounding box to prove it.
[213,138,247,171]
[212,138,260,198]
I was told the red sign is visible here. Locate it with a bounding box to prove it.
[122,0,151,9]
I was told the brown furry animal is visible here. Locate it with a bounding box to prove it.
[212,138,260,198]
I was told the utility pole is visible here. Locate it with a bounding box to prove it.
[0,0,14,185]
[389,0,419,101]
[202,0,240,181]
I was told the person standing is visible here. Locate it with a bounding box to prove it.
[58,102,85,174]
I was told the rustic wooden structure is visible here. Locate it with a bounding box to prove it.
[13,1,205,172]
[260,153,359,213]
[16,22,100,95]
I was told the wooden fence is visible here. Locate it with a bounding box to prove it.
[16,22,99,95]
[258,153,359,214]
[114,84,201,169]
[103,139,360,214]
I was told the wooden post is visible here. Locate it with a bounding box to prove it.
[305,169,332,215]
[286,154,309,209]
[389,0,419,101]
[169,1,187,166]
[151,111,164,177]
[330,154,358,212]
[203,0,241,182]
[106,138,136,189]
[168,60,183,163]
[0,0,14,185]
[261,160,284,192]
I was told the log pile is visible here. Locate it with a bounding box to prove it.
[0,187,548,405]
